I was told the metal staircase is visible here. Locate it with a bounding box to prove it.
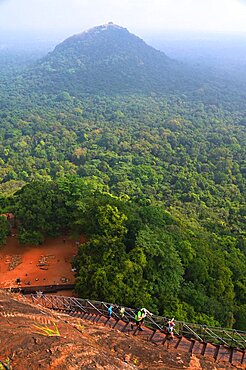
[30,294,246,365]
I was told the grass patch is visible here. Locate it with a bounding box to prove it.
[33,322,60,337]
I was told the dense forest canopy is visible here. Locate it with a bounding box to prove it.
[0,25,245,329]
[3,175,245,330]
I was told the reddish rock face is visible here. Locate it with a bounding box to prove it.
[0,290,245,370]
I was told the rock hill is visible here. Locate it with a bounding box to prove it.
[24,23,200,95]
[0,290,245,369]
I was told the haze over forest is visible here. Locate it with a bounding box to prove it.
[1,29,246,67]
[1,0,246,67]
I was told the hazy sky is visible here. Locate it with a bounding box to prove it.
[0,0,246,39]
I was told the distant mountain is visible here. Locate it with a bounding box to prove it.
[23,23,202,95]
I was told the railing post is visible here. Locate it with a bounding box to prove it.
[229,347,234,364]
[188,340,195,354]
[174,336,182,349]
[104,317,111,326]
[241,350,245,364]
[122,321,130,332]
[149,329,157,341]
[201,342,207,356]
[112,319,120,329]
[214,344,220,361]
[162,336,167,346]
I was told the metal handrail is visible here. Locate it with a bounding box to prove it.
[202,327,229,346]
[182,323,203,341]
[86,299,103,315]
[30,294,246,351]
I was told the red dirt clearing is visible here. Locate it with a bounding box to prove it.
[0,233,85,290]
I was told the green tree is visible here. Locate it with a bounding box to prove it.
[134,227,184,313]
[0,216,9,245]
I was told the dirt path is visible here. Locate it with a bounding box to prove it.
[0,233,85,290]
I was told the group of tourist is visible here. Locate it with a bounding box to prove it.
[107,304,175,338]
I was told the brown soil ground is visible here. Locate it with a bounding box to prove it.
[0,233,85,291]
[1,290,245,370]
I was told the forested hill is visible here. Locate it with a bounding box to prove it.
[20,23,204,95]
[0,25,245,330]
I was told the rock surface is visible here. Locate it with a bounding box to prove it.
[0,290,245,369]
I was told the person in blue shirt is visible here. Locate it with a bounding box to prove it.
[107,304,113,318]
